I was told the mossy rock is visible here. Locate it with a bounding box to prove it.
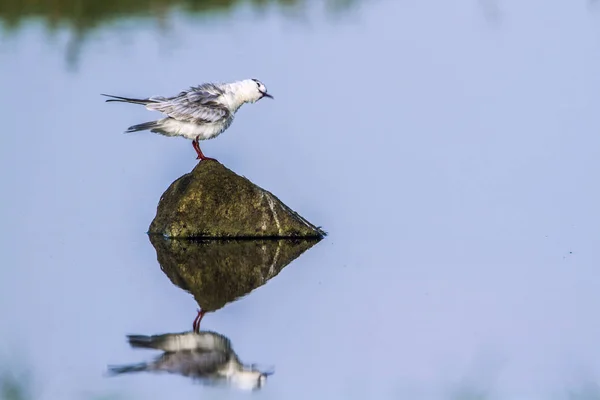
[148,161,326,238]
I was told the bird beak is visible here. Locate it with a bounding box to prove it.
[262,93,274,99]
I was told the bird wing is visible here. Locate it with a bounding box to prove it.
[146,83,231,124]
[127,331,232,353]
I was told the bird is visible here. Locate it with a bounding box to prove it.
[107,330,273,390]
[107,313,273,391]
[101,78,273,162]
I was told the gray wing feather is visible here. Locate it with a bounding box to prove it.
[146,83,230,124]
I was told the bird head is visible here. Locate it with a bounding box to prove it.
[239,78,273,103]
[230,368,272,391]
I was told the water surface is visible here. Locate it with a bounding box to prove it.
[2,1,600,399]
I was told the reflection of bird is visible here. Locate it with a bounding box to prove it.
[107,328,273,391]
[102,79,273,161]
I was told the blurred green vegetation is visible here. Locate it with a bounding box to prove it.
[0,362,33,400]
[0,0,361,68]
[1,373,31,400]
[0,0,360,32]
[0,366,127,400]
[566,379,600,400]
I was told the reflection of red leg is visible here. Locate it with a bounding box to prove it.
[193,309,206,333]
[192,137,217,162]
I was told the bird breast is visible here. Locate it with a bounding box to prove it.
[161,118,232,141]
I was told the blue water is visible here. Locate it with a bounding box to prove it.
[2,1,600,398]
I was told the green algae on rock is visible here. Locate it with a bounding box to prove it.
[149,235,321,312]
[148,160,325,238]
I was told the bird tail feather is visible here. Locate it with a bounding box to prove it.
[106,362,148,375]
[101,93,153,105]
[127,334,164,349]
[125,121,160,133]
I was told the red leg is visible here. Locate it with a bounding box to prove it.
[192,138,218,162]
[193,309,206,333]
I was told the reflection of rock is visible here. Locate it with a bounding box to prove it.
[108,329,272,391]
[149,235,321,311]
[148,161,326,239]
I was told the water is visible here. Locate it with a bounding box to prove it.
[2,0,600,398]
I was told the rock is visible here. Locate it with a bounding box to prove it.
[149,235,322,312]
[148,161,326,238]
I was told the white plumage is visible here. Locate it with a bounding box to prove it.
[102,78,273,161]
